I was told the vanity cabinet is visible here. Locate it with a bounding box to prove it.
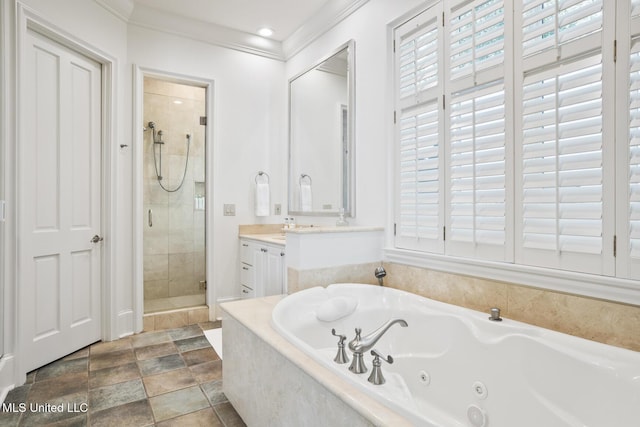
[239,239,286,299]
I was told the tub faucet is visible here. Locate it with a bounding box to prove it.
[348,318,408,374]
[331,329,350,364]
[368,349,394,385]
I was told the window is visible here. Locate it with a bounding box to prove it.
[393,0,638,291]
[395,3,444,253]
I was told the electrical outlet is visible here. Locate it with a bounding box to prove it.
[274,204,281,215]
[223,204,236,216]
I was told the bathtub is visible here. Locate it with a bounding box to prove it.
[271,283,640,427]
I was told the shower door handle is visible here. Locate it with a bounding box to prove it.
[148,209,153,227]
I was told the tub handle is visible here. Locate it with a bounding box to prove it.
[368,349,394,385]
[331,329,350,365]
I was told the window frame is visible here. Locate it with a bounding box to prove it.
[389,0,640,306]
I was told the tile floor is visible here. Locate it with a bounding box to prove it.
[0,322,246,426]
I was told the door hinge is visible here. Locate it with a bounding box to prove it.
[442,12,445,27]
[613,235,617,257]
[614,40,617,63]
[442,94,446,110]
[393,39,396,53]
[394,223,397,236]
[443,226,446,241]
[200,116,207,126]
[393,110,396,124]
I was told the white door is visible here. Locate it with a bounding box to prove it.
[18,29,102,372]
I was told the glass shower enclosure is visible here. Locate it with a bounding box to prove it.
[142,77,206,313]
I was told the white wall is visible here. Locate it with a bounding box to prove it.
[0,0,430,394]
[128,26,287,306]
[1,0,130,392]
[285,0,426,227]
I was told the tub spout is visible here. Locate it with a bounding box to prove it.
[348,319,407,374]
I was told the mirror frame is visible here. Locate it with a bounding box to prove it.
[288,39,355,217]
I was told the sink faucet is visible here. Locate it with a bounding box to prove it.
[348,318,408,374]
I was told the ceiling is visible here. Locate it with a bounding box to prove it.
[131,0,331,42]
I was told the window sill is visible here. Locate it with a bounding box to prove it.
[384,248,640,307]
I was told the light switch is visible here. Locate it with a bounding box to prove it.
[223,204,236,216]
[274,204,281,215]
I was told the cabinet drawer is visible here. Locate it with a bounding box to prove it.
[240,264,254,288]
[240,285,255,299]
[240,241,253,265]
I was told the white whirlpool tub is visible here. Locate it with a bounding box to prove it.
[271,283,640,427]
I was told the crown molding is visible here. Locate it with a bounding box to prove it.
[94,0,368,61]
[94,0,135,22]
[128,3,284,61]
[282,0,369,60]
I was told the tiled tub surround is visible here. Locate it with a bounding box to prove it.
[288,262,640,353]
[272,284,640,427]
[383,262,640,353]
[221,297,414,427]
[143,77,206,310]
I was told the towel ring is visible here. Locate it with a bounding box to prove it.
[255,171,270,184]
[299,174,312,185]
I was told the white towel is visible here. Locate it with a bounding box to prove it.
[316,296,358,322]
[255,181,270,216]
[300,182,312,212]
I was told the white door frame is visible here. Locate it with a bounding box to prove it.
[13,5,117,377]
[132,66,216,330]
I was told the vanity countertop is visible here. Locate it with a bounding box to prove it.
[285,225,384,234]
[239,225,383,246]
[239,233,286,246]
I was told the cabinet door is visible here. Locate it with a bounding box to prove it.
[264,246,285,296]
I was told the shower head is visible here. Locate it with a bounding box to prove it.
[148,121,156,129]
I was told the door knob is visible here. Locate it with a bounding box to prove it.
[90,234,104,243]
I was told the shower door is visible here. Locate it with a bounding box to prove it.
[143,77,207,313]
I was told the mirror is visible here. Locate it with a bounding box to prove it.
[289,40,355,217]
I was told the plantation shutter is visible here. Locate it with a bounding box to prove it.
[520,54,612,274]
[448,82,507,259]
[632,0,640,19]
[449,0,505,84]
[625,28,640,278]
[522,0,603,69]
[395,4,445,253]
[446,0,511,261]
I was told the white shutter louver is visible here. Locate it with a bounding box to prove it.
[395,5,444,253]
[633,0,640,18]
[522,0,603,66]
[521,54,604,271]
[398,19,439,101]
[450,0,505,83]
[399,103,440,242]
[628,38,640,261]
[449,81,507,255]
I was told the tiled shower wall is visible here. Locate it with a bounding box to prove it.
[143,77,206,302]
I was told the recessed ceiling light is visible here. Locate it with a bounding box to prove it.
[257,27,274,38]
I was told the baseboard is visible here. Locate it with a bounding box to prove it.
[0,354,16,404]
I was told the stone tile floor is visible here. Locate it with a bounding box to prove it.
[0,322,246,426]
